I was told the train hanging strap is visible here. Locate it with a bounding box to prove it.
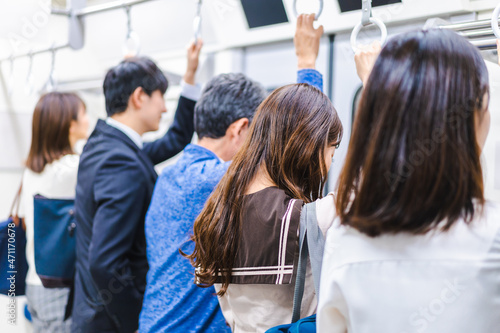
[293,0,324,20]
[361,0,372,26]
[350,0,387,52]
[193,0,202,44]
[491,3,500,39]
[46,47,57,92]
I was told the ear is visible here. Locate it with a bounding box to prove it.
[232,118,249,138]
[69,119,77,134]
[129,86,145,110]
[226,118,249,141]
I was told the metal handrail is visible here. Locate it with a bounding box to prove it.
[470,38,498,50]
[459,28,495,39]
[436,14,500,51]
[440,19,495,32]
[51,0,154,17]
[1,43,69,63]
[77,0,152,16]
[1,0,158,62]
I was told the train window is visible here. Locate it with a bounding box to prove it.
[338,0,401,13]
[241,0,289,29]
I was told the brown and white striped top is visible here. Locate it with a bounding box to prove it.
[225,186,304,285]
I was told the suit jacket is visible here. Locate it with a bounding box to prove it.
[72,96,196,333]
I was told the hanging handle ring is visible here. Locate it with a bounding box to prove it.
[491,3,500,39]
[351,0,387,52]
[350,18,387,53]
[193,16,201,42]
[193,0,202,44]
[293,0,324,20]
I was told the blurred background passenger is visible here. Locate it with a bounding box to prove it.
[21,92,88,332]
[317,29,500,333]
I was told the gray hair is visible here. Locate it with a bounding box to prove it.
[194,73,267,139]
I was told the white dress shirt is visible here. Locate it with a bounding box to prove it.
[317,201,500,333]
[179,80,202,101]
[105,117,143,149]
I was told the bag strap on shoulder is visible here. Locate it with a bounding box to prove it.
[306,201,325,296]
[291,200,325,323]
[291,205,309,323]
[10,180,23,227]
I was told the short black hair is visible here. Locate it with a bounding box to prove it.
[103,57,168,117]
[194,73,266,139]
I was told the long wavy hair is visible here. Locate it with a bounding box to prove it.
[336,29,489,237]
[186,84,343,295]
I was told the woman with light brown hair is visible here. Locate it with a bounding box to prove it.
[21,92,88,332]
[186,83,343,332]
[317,29,500,332]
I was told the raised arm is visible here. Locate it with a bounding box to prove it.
[295,13,324,91]
[143,40,203,164]
[354,42,381,87]
[497,40,500,66]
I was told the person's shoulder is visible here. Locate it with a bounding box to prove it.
[85,121,133,150]
[468,201,500,258]
[195,158,229,179]
[484,200,500,214]
[156,160,226,197]
[246,187,286,200]
[87,132,129,151]
[481,201,500,231]
[38,154,80,178]
[98,151,144,175]
[164,154,228,181]
[84,130,137,162]
[81,142,143,186]
[57,154,80,168]
[311,193,336,236]
[245,187,301,217]
[55,154,80,177]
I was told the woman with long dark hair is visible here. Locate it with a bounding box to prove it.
[187,83,343,331]
[317,29,499,332]
[21,92,88,332]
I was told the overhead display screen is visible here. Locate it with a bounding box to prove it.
[240,0,289,29]
[338,0,401,13]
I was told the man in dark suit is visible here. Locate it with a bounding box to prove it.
[72,41,203,333]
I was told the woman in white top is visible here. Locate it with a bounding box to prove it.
[317,29,500,332]
[21,92,88,332]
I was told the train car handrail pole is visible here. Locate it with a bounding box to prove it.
[1,0,157,63]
